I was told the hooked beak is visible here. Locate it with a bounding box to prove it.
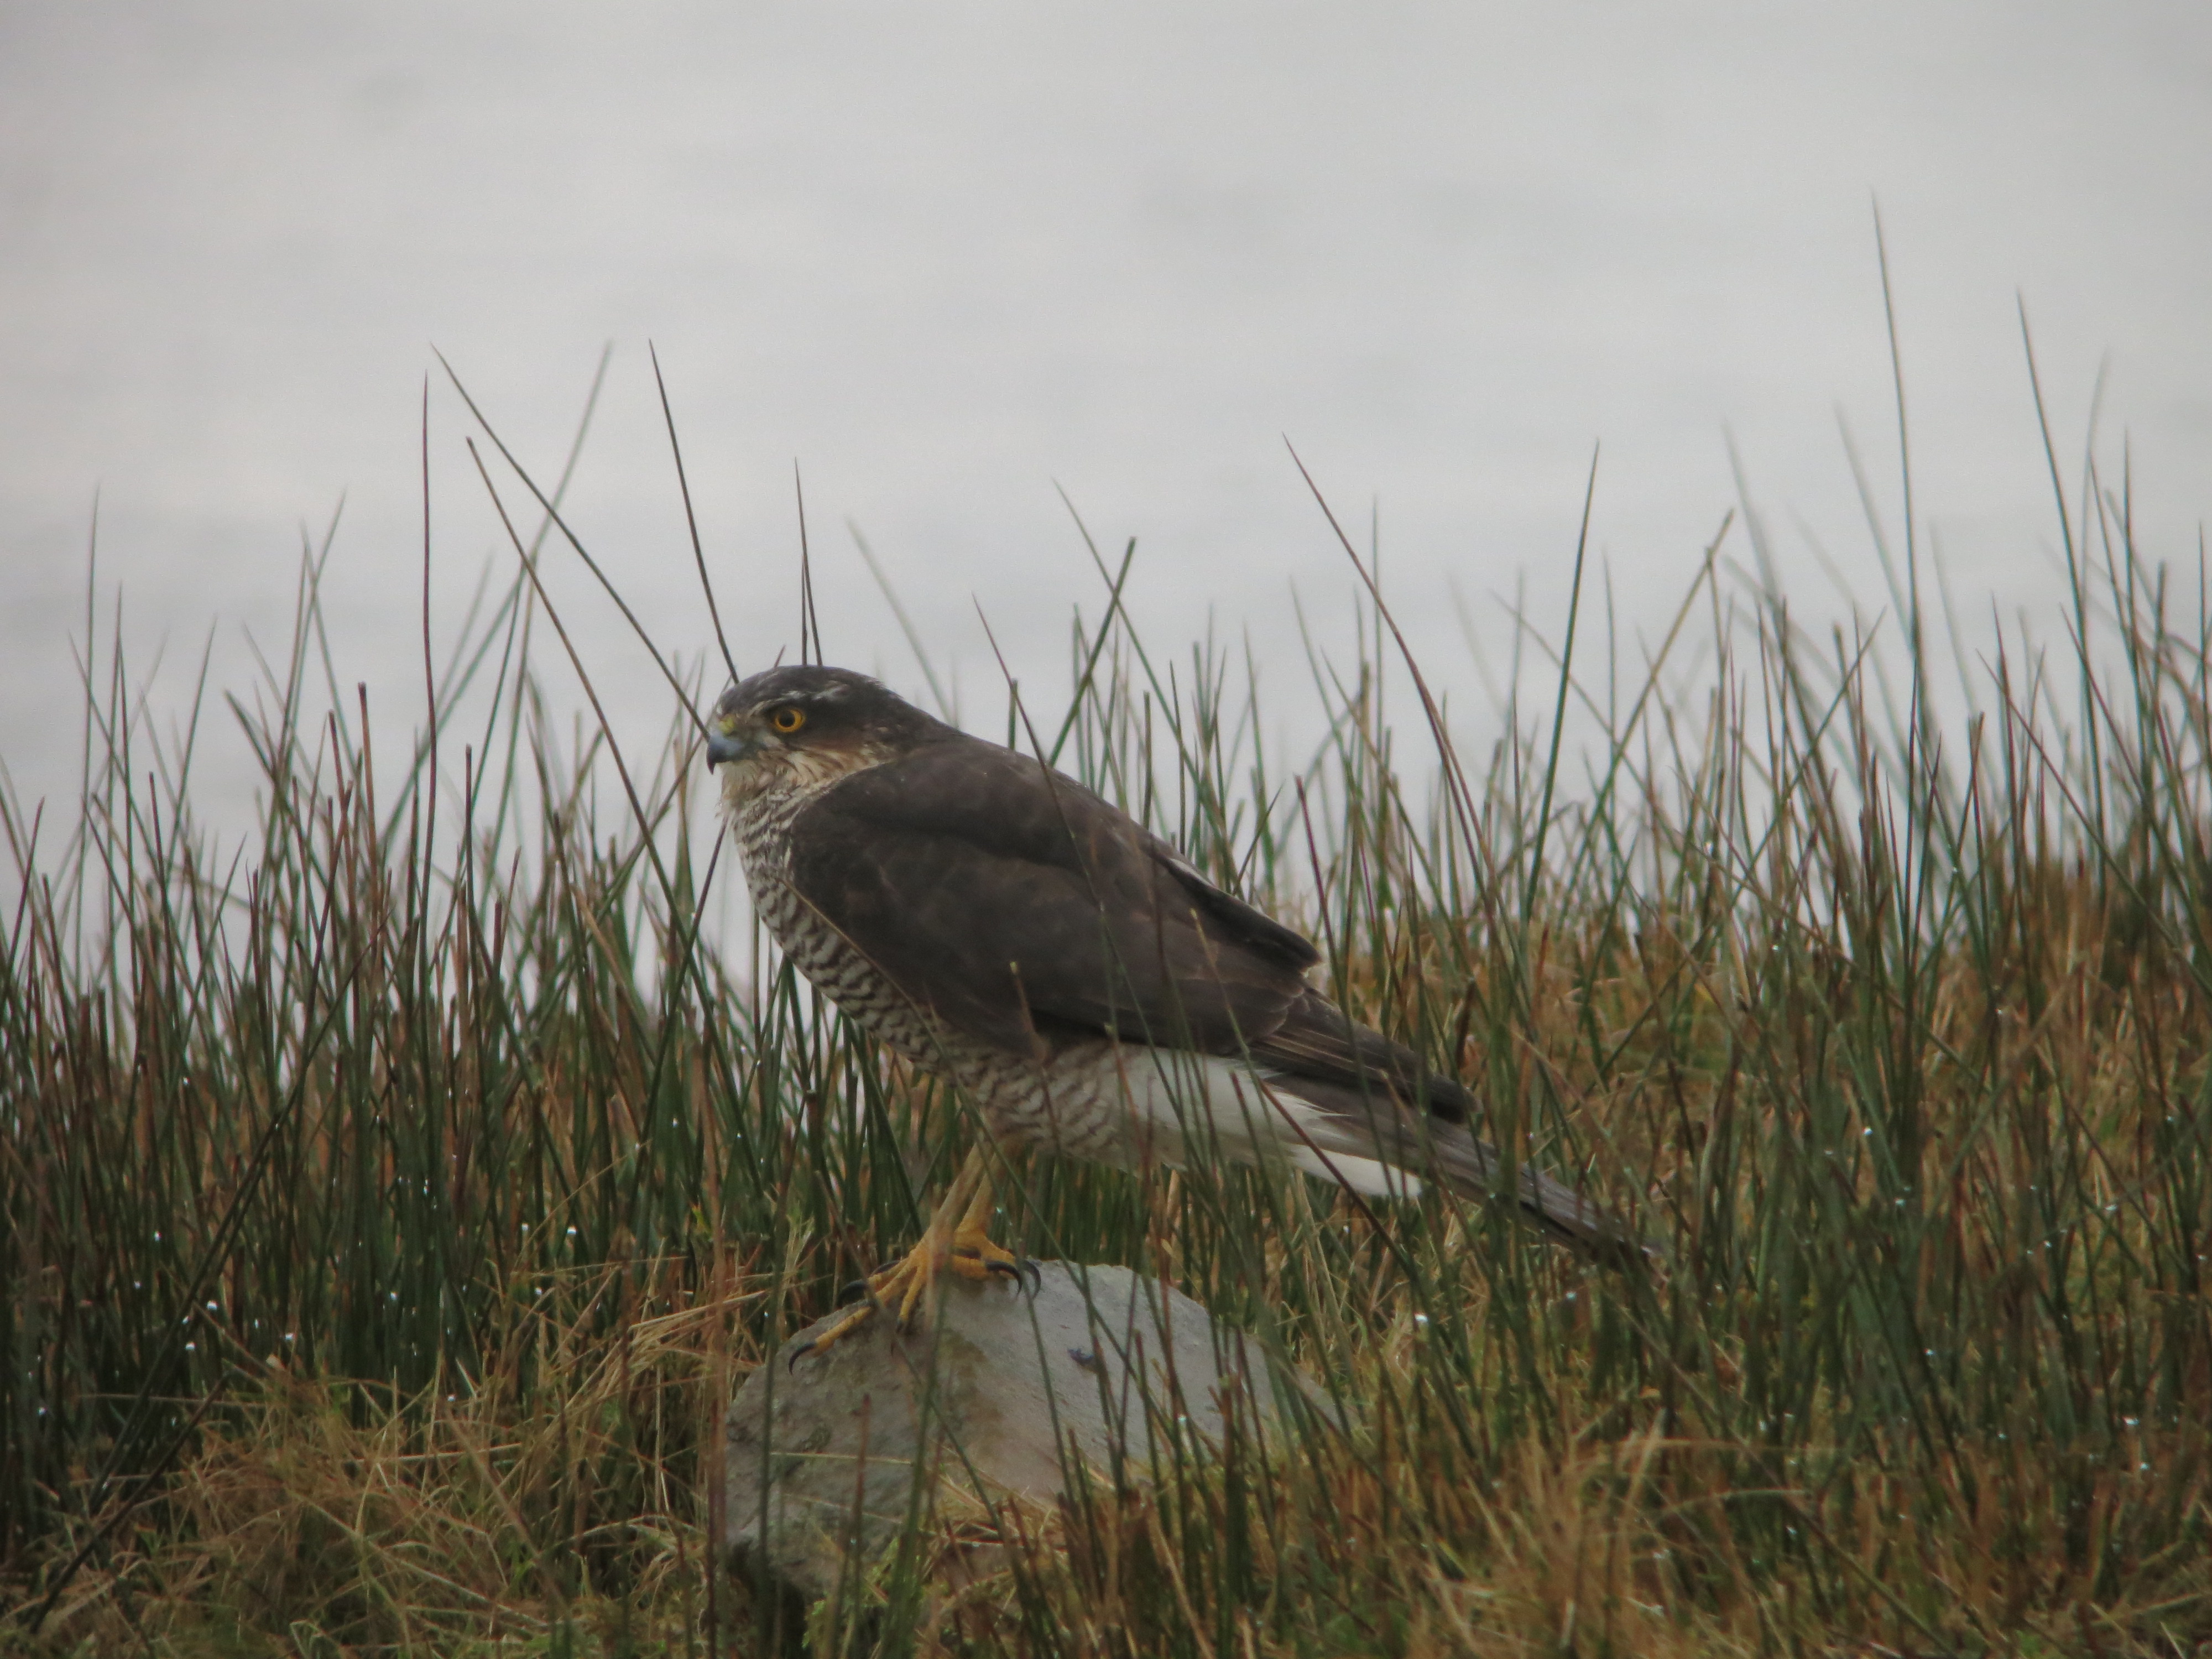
[706,726,753,769]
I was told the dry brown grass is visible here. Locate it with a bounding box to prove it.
[8,429,2212,1654]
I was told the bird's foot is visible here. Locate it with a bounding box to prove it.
[946,1218,1033,1289]
[791,1227,1030,1366]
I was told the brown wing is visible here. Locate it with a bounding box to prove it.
[785,736,1318,1058]
[789,733,1654,1262]
[1251,986,1473,1122]
[1251,989,1651,1259]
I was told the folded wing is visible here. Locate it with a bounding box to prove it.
[787,735,1649,1259]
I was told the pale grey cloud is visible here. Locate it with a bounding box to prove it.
[2,2,2205,827]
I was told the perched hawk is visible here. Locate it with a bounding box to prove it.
[708,665,1639,1354]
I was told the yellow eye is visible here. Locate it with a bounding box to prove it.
[770,706,806,734]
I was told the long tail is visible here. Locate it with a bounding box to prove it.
[1246,990,1662,1263]
[1271,1070,1663,1266]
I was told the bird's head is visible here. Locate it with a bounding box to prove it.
[706,665,945,807]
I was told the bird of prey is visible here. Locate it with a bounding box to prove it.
[707,665,1640,1357]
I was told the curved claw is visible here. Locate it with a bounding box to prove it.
[949,1242,1033,1288]
[987,1254,1042,1296]
[789,1294,883,1369]
[787,1337,839,1373]
[791,1193,1027,1366]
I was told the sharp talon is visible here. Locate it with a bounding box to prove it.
[790,1290,889,1365]
[837,1278,870,1306]
[983,1255,1025,1281]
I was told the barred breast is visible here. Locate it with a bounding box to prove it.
[726,776,1135,1161]
[729,781,935,1056]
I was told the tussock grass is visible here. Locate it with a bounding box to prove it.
[3,382,2210,1656]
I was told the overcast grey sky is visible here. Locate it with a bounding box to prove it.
[2,3,2207,830]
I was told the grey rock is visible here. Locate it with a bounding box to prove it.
[721,1261,1321,1600]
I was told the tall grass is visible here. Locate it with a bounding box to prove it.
[3,393,2209,1656]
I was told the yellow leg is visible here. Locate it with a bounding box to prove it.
[790,1144,1026,1363]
